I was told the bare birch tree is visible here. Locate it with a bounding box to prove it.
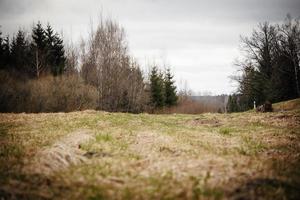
[80,16,147,112]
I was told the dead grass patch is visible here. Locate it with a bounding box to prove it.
[186,117,222,127]
[23,129,94,175]
[1,107,300,199]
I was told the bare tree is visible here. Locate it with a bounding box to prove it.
[65,42,79,75]
[80,15,147,112]
[278,15,300,97]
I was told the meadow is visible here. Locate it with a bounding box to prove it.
[0,99,299,199]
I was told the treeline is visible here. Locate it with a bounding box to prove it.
[0,22,66,78]
[0,18,178,113]
[228,15,300,112]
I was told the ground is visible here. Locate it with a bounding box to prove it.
[0,99,300,200]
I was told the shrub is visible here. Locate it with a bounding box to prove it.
[0,71,98,113]
[0,71,30,112]
[27,75,98,112]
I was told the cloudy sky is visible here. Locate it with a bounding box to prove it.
[0,0,299,94]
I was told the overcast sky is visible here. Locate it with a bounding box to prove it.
[0,0,299,94]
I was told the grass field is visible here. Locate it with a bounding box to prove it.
[0,100,300,199]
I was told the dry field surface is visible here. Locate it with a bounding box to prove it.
[0,99,300,199]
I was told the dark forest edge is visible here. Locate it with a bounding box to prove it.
[0,15,299,113]
[227,15,300,112]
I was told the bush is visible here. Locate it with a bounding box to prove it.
[0,71,98,113]
[28,75,98,112]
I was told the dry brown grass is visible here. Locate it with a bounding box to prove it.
[0,101,300,199]
[273,98,300,111]
[23,130,95,175]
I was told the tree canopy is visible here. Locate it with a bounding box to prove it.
[228,15,300,112]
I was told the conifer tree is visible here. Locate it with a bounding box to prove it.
[2,36,11,69]
[31,21,47,78]
[52,33,65,75]
[164,68,178,106]
[45,24,66,75]
[10,30,30,73]
[150,66,165,108]
[32,22,46,49]
[227,95,239,113]
[45,24,55,67]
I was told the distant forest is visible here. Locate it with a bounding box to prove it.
[1,15,299,113]
[227,15,300,112]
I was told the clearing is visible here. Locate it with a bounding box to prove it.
[0,100,300,199]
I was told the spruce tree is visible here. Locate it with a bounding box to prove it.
[0,31,10,70]
[227,95,239,112]
[32,22,46,50]
[52,33,66,75]
[31,21,47,78]
[150,66,165,108]
[2,36,11,69]
[164,68,178,106]
[10,30,30,73]
[45,24,66,76]
[45,24,55,68]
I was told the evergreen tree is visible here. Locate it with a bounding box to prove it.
[227,95,240,113]
[150,66,165,108]
[45,24,55,67]
[2,36,11,69]
[31,21,47,78]
[238,64,265,108]
[45,24,66,76]
[164,68,178,106]
[32,22,46,50]
[10,30,30,73]
[271,53,297,102]
[52,33,66,75]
